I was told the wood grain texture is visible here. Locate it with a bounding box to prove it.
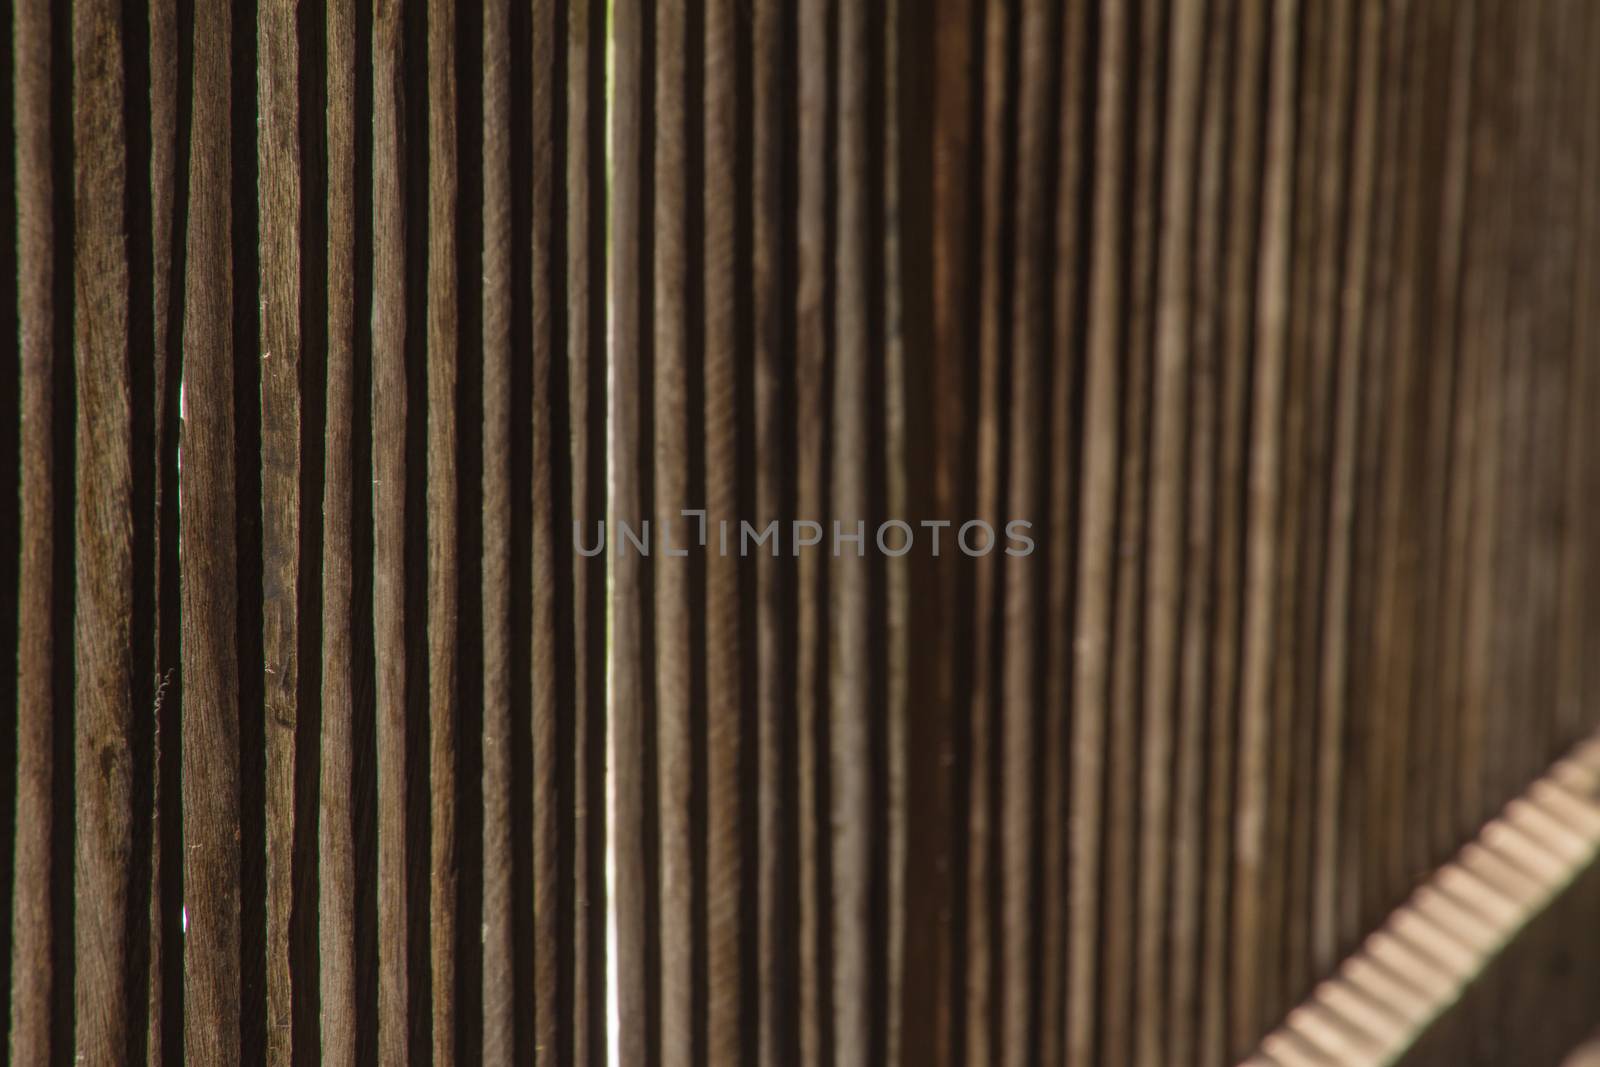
[146,0,183,1052]
[1230,0,1297,1050]
[793,0,831,1061]
[6,3,1600,1065]
[828,3,878,1066]
[962,0,1008,1059]
[1067,1,1131,1061]
[1135,3,1206,1060]
[649,0,694,1060]
[71,0,137,1058]
[477,0,514,1059]
[610,0,658,1063]
[998,1,1054,1063]
[180,0,242,1058]
[566,5,609,1064]
[257,0,303,1058]
[750,4,800,1066]
[1199,2,1268,1059]
[702,2,746,1062]
[370,0,417,1058]
[12,0,65,1058]
[425,0,460,1060]
[528,0,567,1062]
[318,0,362,1062]
[1038,4,1091,1063]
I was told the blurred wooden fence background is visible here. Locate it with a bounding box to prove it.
[6,0,1600,1063]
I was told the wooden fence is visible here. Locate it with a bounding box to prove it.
[6,0,1600,1064]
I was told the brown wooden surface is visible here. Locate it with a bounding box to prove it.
[6,0,1600,1063]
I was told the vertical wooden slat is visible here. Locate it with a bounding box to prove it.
[1487,0,1540,834]
[257,0,303,1058]
[317,0,361,1057]
[1456,0,1511,842]
[478,0,514,1057]
[1559,3,1600,767]
[529,0,557,1058]
[1445,0,1496,850]
[1136,2,1207,1061]
[156,4,190,1066]
[703,0,746,1064]
[1313,0,1384,975]
[999,0,1054,1063]
[1267,0,1324,1016]
[72,0,135,1057]
[1100,0,1165,1057]
[1039,2,1092,1062]
[147,0,184,1054]
[181,0,242,1059]
[752,2,799,1064]
[829,2,883,1064]
[1199,1,1267,1059]
[1497,0,1548,797]
[964,0,1008,1060]
[1415,0,1477,870]
[1348,0,1407,938]
[566,3,609,1063]
[319,0,362,1061]
[370,0,413,1056]
[1069,0,1131,1061]
[1368,0,1428,916]
[880,4,909,1061]
[1531,0,1583,772]
[794,0,832,1061]
[426,0,460,1060]
[12,0,66,1057]
[1229,0,1298,1050]
[1165,0,1232,1054]
[650,1,694,1064]
[0,0,23,1045]
[72,0,136,1055]
[612,0,660,1062]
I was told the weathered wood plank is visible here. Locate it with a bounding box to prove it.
[1199,2,1269,1059]
[318,0,363,1062]
[147,0,183,1057]
[477,0,514,1059]
[1135,2,1206,1059]
[369,0,415,1056]
[750,1,800,1061]
[529,0,563,1062]
[1099,0,1165,1056]
[829,4,884,1066]
[425,0,460,1060]
[566,3,609,1063]
[256,0,303,1058]
[793,0,832,1061]
[1165,0,1233,1054]
[181,0,243,1057]
[611,0,658,1061]
[1229,0,1298,1049]
[649,0,695,1060]
[1067,0,1133,1059]
[962,0,1007,1057]
[1313,0,1385,977]
[998,0,1056,1061]
[703,0,746,1061]
[12,0,66,1058]
[71,0,136,1056]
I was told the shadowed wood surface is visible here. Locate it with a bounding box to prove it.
[7,0,1600,1064]
[7,0,609,1062]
